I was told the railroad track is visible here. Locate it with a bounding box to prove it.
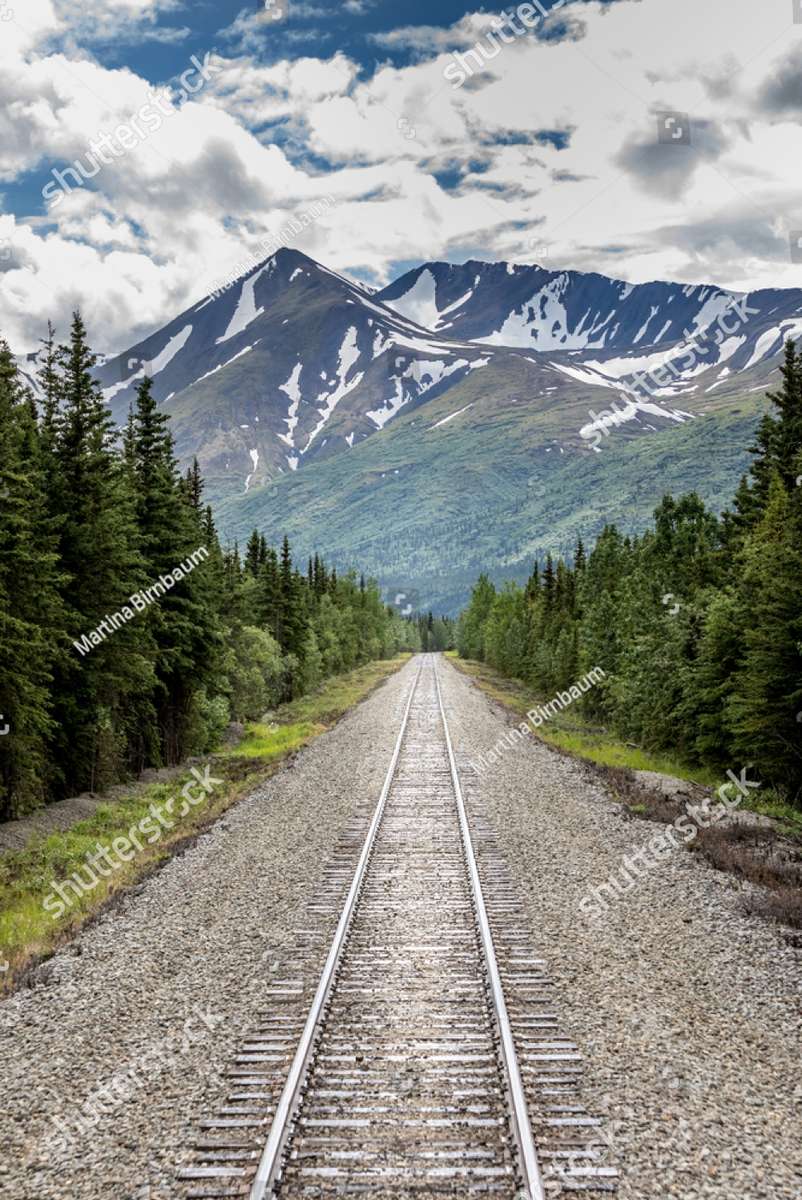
[179,654,617,1198]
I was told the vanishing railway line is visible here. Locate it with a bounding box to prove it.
[179,655,616,1198]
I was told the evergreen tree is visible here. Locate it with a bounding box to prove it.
[0,316,415,815]
[245,530,262,577]
[727,475,802,797]
[0,342,62,817]
[130,375,220,764]
[50,313,151,793]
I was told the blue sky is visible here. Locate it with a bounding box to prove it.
[1,0,801,352]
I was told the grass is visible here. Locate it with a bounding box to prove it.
[222,721,321,761]
[0,653,409,993]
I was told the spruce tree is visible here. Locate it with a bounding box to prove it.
[0,342,62,816]
[49,313,151,792]
[245,530,262,577]
[130,375,220,764]
[727,475,802,797]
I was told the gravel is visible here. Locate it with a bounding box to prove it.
[440,659,802,1200]
[2,652,800,1200]
[0,768,187,855]
[0,657,417,1200]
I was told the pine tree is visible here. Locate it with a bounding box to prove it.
[727,475,802,798]
[130,375,220,764]
[0,342,62,816]
[49,313,151,793]
[732,340,802,534]
[245,530,262,577]
[182,457,204,513]
[277,536,309,668]
[542,553,555,611]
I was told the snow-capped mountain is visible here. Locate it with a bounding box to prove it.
[377,261,742,350]
[78,248,802,505]
[377,260,802,371]
[30,245,797,610]
[93,248,497,495]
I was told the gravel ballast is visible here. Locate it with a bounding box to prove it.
[0,658,417,1200]
[440,659,802,1200]
[1,653,800,1200]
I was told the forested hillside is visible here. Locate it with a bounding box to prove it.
[0,315,417,821]
[458,341,802,806]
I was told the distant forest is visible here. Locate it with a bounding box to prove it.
[458,341,802,806]
[0,314,420,820]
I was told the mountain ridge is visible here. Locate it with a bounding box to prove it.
[15,247,801,610]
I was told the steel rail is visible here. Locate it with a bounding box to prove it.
[248,656,424,1200]
[433,657,547,1200]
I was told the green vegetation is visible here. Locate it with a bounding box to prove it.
[218,349,768,613]
[0,316,419,820]
[0,653,408,990]
[456,342,802,809]
[224,721,319,761]
[225,654,416,759]
[448,654,719,786]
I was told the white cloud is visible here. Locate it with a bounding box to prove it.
[369,13,499,55]
[2,0,802,355]
[51,0,187,45]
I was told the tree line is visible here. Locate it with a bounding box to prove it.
[0,314,419,820]
[458,340,802,806]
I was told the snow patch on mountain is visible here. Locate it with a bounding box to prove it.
[278,362,303,449]
[477,275,612,351]
[152,325,193,373]
[194,342,255,385]
[550,362,620,389]
[633,306,660,343]
[438,288,474,323]
[101,324,193,401]
[385,268,440,329]
[244,448,259,492]
[303,327,364,453]
[366,357,471,429]
[432,403,474,428]
[217,260,273,344]
[579,396,693,452]
[744,318,802,369]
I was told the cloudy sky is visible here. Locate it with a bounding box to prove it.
[1,0,801,353]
